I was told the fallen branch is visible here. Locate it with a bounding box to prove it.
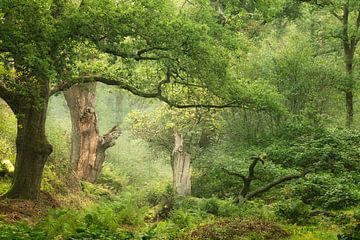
[223,154,310,202]
[245,170,310,200]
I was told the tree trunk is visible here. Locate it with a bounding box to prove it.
[342,5,356,127]
[345,90,353,127]
[64,83,121,182]
[4,83,53,199]
[171,133,191,196]
[344,50,354,127]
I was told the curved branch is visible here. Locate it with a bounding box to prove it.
[99,125,122,150]
[98,46,170,61]
[50,75,250,110]
[222,167,246,181]
[0,79,19,111]
[245,170,310,200]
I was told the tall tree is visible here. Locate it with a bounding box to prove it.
[0,0,63,199]
[300,0,360,126]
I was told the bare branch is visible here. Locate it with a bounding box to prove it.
[245,170,310,200]
[331,11,342,21]
[99,46,169,61]
[100,125,122,150]
[0,78,19,111]
[355,9,360,45]
[343,4,350,53]
[222,167,246,181]
[50,76,159,98]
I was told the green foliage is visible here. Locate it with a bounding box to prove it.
[286,225,339,240]
[80,181,112,198]
[65,227,132,240]
[297,174,359,210]
[187,218,289,240]
[105,132,171,187]
[0,179,11,195]
[97,166,126,193]
[34,189,151,239]
[275,199,312,225]
[46,97,72,176]
[0,102,16,162]
[125,105,220,154]
[0,220,46,240]
[267,125,360,173]
[337,211,360,240]
[176,197,242,218]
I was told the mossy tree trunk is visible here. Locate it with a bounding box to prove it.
[4,82,53,199]
[64,83,120,182]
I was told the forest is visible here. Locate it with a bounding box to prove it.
[0,0,360,239]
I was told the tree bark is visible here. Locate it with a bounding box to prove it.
[342,4,357,127]
[4,83,53,199]
[245,171,309,200]
[345,90,353,127]
[344,45,354,127]
[64,83,121,182]
[171,133,191,196]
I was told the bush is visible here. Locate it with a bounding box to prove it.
[169,208,205,229]
[338,224,360,240]
[275,199,311,225]
[97,165,127,193]
[188,218,289,240]
[65,226,133,240]
[267,127,360,174]
[337,211,360,240]
[35,190,150,239]
[200,197,242,217]
[0,221,46,240]
[297,174,359,210]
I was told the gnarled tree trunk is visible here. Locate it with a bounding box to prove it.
[4,82,53,199]
[171,133,191,196]
[64,83,120,182]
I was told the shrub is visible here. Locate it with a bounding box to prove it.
[337,211,360,240]
[337,224,360,240]
[0,221,46,240]
[297,174,359,210]
[65,226,133,240]
[188,218,289,240]
[169,208,205,229]
[275,199,311,225]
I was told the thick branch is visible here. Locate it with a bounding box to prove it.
[99,46,169,61]
[298,0,329,8]
[331,11,342,21]
[245,170,310,200]
[99,125,121,150]
[222,154,308,202]
[222,167,246,181]
[50,76,251,110]
[50,76,159,98]
[0,79,19,111]
[355,9,360,45]
[223,155,264,199]
[248,157,260,179]
[343,4,350,53]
